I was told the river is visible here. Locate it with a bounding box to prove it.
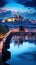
[6,41,36,65]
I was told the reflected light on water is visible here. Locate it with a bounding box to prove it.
[6,42,36,65]
[8,42,36,55]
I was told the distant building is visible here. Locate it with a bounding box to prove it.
[1,15,36,23]
[1,16,7,22]
[2,19,5,22]
[1,15,25,23]
[7,17,15,22]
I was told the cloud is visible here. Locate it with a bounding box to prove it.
[0,0,7,7]
[16,0,36,8]
[24,0,36,7]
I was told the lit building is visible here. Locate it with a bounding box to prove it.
[1,15,24,22]
[7,17,15,22]
[4,16,6,20]
[1,16,6,22]
[2,20,5,22]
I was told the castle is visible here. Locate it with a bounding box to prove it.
[1,15,24,23]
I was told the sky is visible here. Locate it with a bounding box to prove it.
[0,0,36,13]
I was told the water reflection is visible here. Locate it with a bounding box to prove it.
[0,34,36,65]
[6,41,36,65]
[10,35,36,46]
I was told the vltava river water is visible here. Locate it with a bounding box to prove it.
[6,41,36,65]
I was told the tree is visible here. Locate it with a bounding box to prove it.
[0,25,9,34]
